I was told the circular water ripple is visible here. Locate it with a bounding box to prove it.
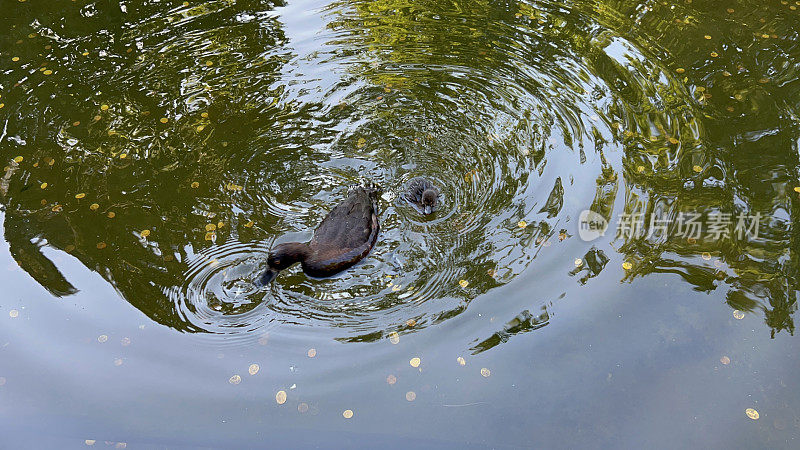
[153,0,708,341]
[0,0,710,341]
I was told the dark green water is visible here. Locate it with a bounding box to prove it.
[1,0,799,447]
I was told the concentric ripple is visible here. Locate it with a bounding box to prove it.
[1,0,734,341]
[153,0,711,341]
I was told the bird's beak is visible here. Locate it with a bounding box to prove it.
[257,269,278,286]
[424,205,432,215]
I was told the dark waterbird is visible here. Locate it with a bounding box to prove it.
[405,178,439,215]
[258,186,379,285]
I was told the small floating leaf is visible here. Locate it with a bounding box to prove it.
[518,220,527,229]
[701,252,711,260]
[481,368,491,377]
[90,203,99,211]
[43,69,52,75]
[298,403,309,413]
[459,279,469,288]
[9,309,19,318]
[342,409,353,419]
[40,183,47,189]
[140,230,150,237]
[676,68,685,74]
[191,181,199,188]
[100,104,109,111]
[307,348,317,358]
[248,364,259,375]
[96,242,107,249]
[388,332,400,344]
[622,261,633,270]
[356,138,366,148]
[107,212,115,218]
[693,165,703,173]
[75,193,86,199]
[386,374,397,384]
[409,357,421,368]
[13,156,23,163]
[160,117,168,123]
[244,220,254,228]
[574,258,583,267]
[406,391,416,401]
[720,356,730,365]
[733,310,745,320]
[205,224,216,231]
[229,375,241,385]
[275,390,287,404]
[457,356,466,366]
[745,408,759,420]
[97,335,108,343]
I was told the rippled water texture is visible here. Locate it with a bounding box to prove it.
[1,0,799,446]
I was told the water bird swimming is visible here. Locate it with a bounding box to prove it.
[405,178,439,215]
[258,186,379,285]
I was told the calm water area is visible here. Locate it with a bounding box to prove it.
[1,0,799,447]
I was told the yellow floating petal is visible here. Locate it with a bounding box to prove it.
[342,409,353,419]
[248,364,259,375]
[459,279,469,288]
[745,408,759,420]
[410,357,421,368]
[622,261,633,270]
[75,193,86,199]
[481,367,491,377]
[276,390,287,404]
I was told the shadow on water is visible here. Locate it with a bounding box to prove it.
[0,0,798,350]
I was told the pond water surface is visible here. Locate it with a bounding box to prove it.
[1,0,799,447]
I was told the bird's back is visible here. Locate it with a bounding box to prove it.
[305,187,378,273]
